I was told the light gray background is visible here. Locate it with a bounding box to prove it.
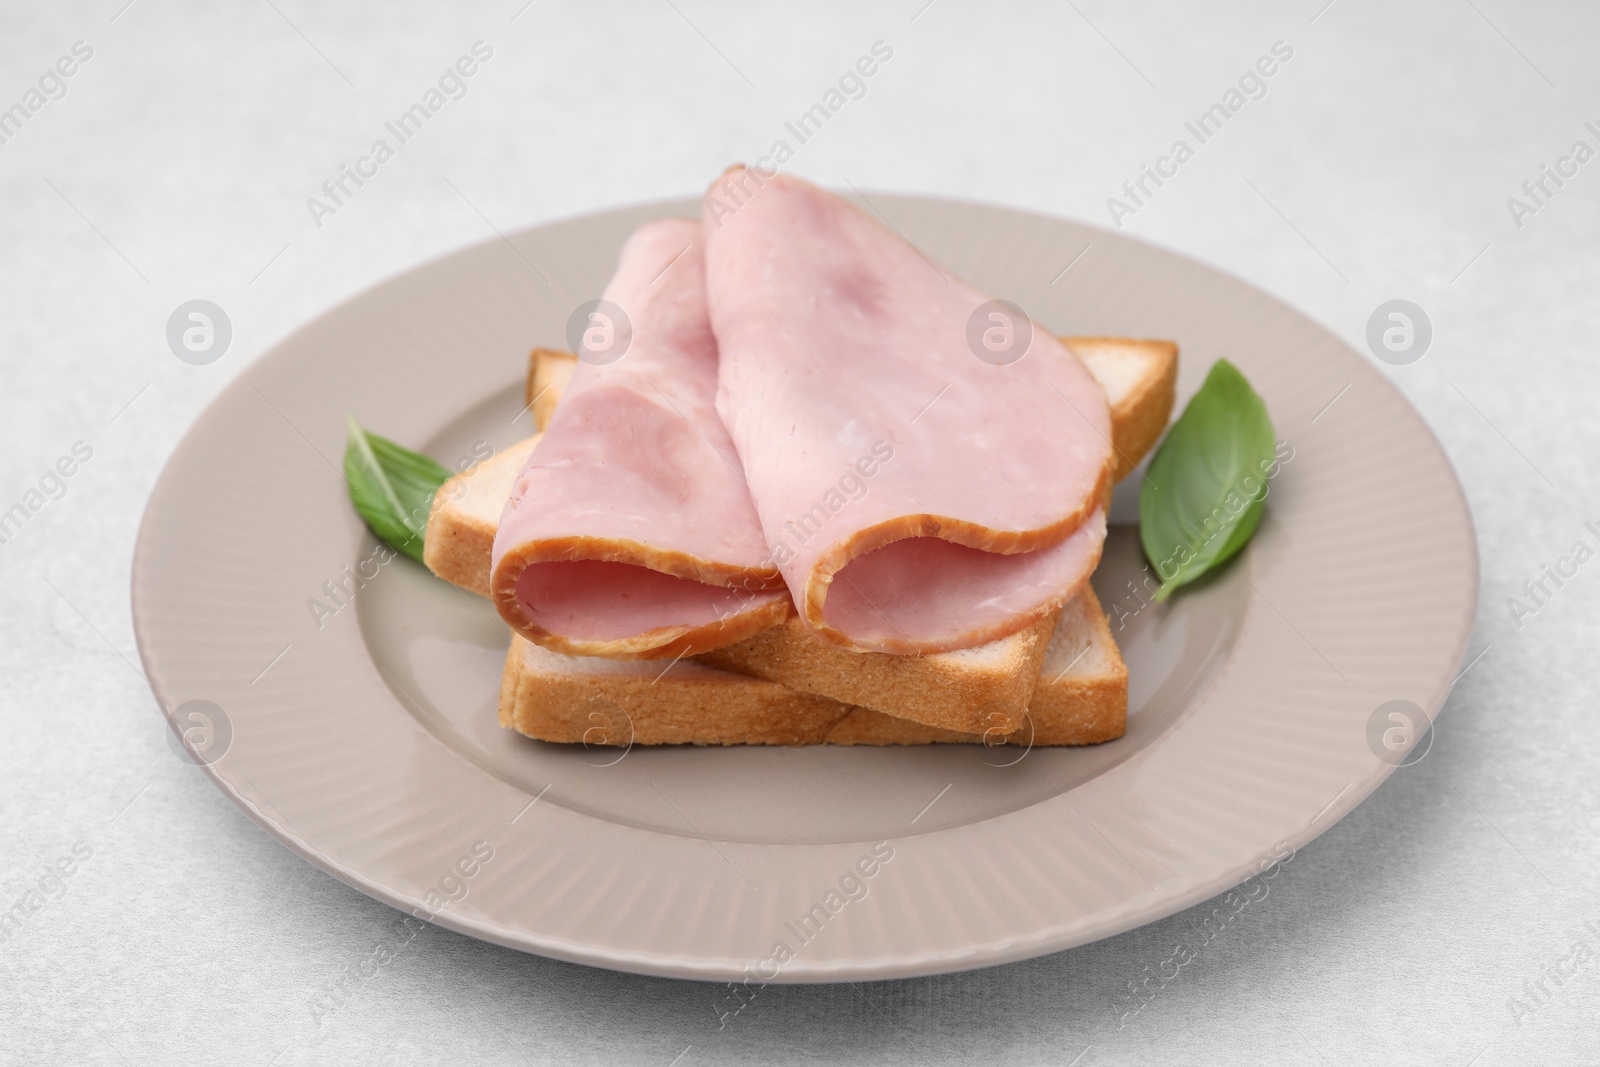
[2,1,1596,1064]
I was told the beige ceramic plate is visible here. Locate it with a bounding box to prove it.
[131,194,1477,982]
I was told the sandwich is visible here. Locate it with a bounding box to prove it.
[417,171,1185,748]
[428,336,1174,746]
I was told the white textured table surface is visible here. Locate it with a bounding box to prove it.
[3,1,1597,1064]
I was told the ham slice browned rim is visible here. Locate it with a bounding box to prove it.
[703,169,1113,654]
[489,218,788,660]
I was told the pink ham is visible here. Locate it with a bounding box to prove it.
[490,218,788,660]
[703,169,1112,654]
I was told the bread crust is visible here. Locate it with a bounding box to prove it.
[526,348,576,431]
[699,608,1058,734]
[422,436,540,598]
[1065,337,1177,483]
[498,638,850,746]
[498,586,1127,747]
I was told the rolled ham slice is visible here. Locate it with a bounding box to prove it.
[703,170,1112,654]
[490,218,788,660]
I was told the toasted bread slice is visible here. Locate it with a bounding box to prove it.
[1069,338,1177,483]
[696,612,1058,735]
[500,635,848,746]
[500,585,1125,746]
[423,436,540,598]
[526,349,577,432]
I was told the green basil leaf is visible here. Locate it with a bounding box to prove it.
[343,416,453,563]
[1139,359,1275,601]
